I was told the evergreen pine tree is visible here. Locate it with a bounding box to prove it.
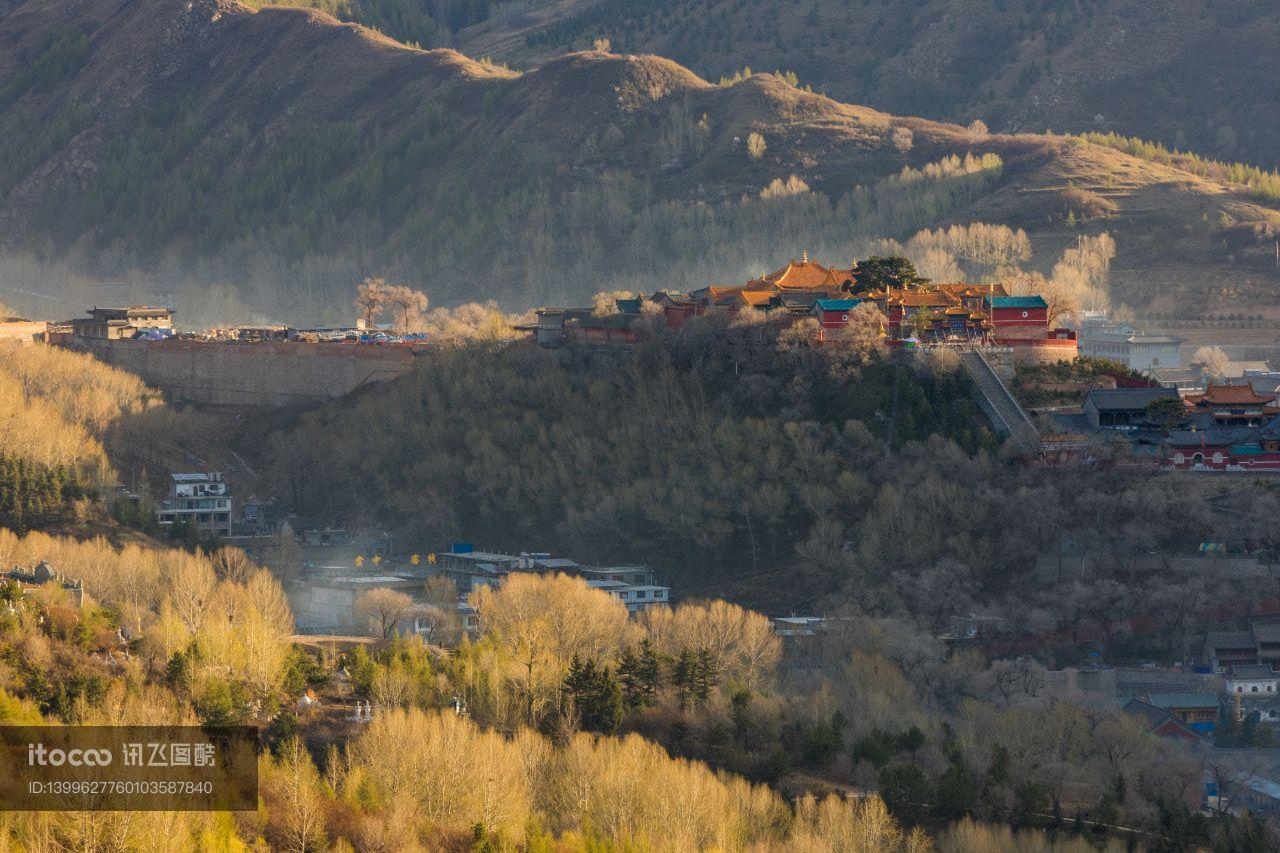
[616,646,644,711]
[673,648,697,710]
[637,639,662,705]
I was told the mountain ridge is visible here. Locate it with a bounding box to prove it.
[0,0,1278,321]
[452,0,1280,170]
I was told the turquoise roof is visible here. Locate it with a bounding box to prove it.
[1146,692,1220,709]
[814,298,859,312]
[987,295,1047,309]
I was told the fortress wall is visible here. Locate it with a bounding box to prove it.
[1008,340,1079,365]
[65,339,422,406]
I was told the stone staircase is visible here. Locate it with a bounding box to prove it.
[959,349,1040,451]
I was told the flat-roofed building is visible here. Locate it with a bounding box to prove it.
[1078,317,1183,372]
[156,472,231,538]
[71,306,174,340]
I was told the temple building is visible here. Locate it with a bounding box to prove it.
[1165,410,1280,471]
[534,253,1074,361]
[1184,382,1280,427]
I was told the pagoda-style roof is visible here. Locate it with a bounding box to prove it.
[933,283,1009,299]
[1166,426,1257,448]
[1186,382,1275,407]
[897,291,958,308]
[736,290,777,308]
[762,256,848,290]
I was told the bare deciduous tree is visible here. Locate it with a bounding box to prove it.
[357,588,414,640]
[384,284,429,334]
[354,276,389,328]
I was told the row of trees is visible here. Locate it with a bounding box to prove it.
[261,707,931,851]
[0,455,85,533]
[0,530,297,723]
[0,342,161,488]
[267,321,999,604]
[333,570,1258,848]
[465,573,779,730]
[869,226,1117,325]
[354,275,429,332]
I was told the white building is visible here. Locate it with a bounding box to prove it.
[1078,316,1184,372]
[586,579,670,612]
[156,473,232,538]
[1225,664,1279,697]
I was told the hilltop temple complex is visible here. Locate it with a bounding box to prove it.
[537,254,1077,362]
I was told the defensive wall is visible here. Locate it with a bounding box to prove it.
[58,338,423,406]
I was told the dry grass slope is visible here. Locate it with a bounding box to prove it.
[0,0,1277,316]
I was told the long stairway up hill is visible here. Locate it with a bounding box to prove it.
[959,350,1040,451]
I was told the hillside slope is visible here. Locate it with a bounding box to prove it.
[454,0,1280,170]
[0,0,1278,321]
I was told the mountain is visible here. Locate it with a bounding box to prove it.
[449,0,1280,171]
[247,1,1280,170]
[0,0,1278,322]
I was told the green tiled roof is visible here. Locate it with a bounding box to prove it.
[1146,692,1220,709]
[987,295,1047,309]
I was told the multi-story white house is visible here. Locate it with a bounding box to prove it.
[1078,315,1184,372]
[586,580,670,613]
[156,473,232,538]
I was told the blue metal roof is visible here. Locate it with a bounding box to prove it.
[987,295,1047,309]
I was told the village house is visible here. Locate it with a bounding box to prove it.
[1203,624,1280,671]
[576,565,658,586]
[1122,698,1207,742]
[70,306,174,340]
[1142,692,1221,734]
[526,308,644,349]
[772,616,828,637]
[155,472,232,538]
[0,317,48,345]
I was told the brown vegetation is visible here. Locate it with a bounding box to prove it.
[1,1,1279,323]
